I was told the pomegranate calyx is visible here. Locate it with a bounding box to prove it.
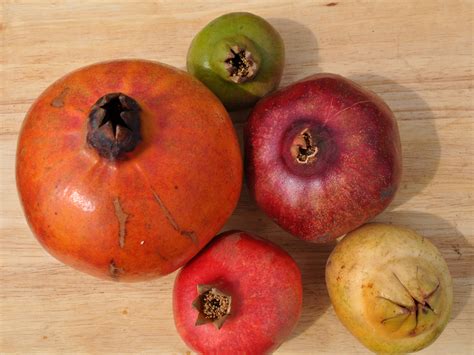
[291,128,318,164]
[224,45,259,84]
[192,284,232,330]
[87,92,141,160]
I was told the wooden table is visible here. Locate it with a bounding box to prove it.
[1,1,472,353]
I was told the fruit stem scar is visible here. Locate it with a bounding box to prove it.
[291,128,318,164]
[192,285,232,329]
[224,46,258,83]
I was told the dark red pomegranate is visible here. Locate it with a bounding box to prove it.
[173,231,302,354]
[245,73,402,242]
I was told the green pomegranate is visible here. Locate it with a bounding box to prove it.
[326,223,452,353]
[187,12,285,110]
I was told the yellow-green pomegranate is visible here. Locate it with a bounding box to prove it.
[326,223,452,353]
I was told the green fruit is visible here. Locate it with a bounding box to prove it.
[326,223,452,353]
[187,12,285,111]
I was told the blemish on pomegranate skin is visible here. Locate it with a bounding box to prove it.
[152,190,198,246]
[181,230,198,246]
[156,249,169,261]
[109,259,124,279]
[152,191,179,230]
[326,2,338,6]
[51,87,70,108]
[122,309,128,315]
[380,186,395,201]
[42,335,48,340]
[113,197,129,248]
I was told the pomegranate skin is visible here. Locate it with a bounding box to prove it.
[16,60,242,281]
[245,73,402,243]
[173,231,302,354]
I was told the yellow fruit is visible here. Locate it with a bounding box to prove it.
[326,223,452,353]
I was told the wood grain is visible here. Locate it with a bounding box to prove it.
[1,1,472,353]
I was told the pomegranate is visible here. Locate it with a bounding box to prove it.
[326,223,453,353]
[16,60,242,281]
[245,73,402,242]
[187,12,285,111]
[173,231,302,354]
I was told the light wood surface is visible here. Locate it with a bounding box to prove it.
[1,1,473,353]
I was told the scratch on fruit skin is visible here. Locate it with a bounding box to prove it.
[152,190,198,246]
[152,191,179,230]
[51,87,70,108]
[181,230,198,245]
[332,100,371,119]
[113,197,129,248]
[109,259,124,280]
[156,248,169,261]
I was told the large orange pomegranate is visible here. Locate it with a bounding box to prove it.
[16,60,242,281]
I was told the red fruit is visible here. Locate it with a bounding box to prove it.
[245,73,402,243]
[173,231,302,354]
[16,60,242,281]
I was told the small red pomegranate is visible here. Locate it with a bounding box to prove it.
[245,73,402,243]
[16,60,242,281]
[173,231,302,354]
